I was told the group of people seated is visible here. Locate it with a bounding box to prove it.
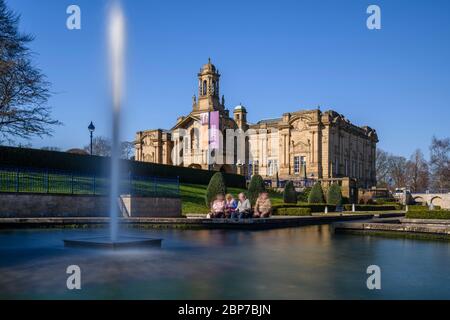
[206,192,272,219]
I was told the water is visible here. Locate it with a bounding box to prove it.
[108,2,125,242]
[0,226,449,299]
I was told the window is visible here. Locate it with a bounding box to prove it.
[268,159,278,177]
[334,157,339,176]
[345,159,349,176]
[300,156,306,168]
[202,80,207,95]
[294,156,300,174]
[253,160,259,175]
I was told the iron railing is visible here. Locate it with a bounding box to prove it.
[0,166,180,198]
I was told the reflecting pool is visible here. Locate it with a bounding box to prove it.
[0,226,449,299]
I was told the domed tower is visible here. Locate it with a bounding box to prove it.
[233,104,248,130]
[196,58,223,112]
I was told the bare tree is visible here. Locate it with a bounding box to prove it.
[376,148,391,187]
[121,141,135,160]
[84,136,111,157]
[83,136,134,159]
[388,155,409,189]
[0,0,60,143]
[41,146,61,152]
[430,136,450,193]
[406,149,429,193]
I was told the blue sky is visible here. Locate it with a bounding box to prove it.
[6,0,450,158]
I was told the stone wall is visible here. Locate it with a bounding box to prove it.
[0,193,182,218]
[0,193,110,218]
[412,193,450,209]
[120,195,181,218]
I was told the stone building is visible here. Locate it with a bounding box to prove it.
[135,60,378,198]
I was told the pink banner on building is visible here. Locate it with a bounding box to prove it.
[209,111,219,149]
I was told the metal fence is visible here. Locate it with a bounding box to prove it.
[0,167,180,198]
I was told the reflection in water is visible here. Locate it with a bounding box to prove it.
[0,226,449,299]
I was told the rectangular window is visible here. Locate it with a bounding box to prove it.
[253,160,259,175]
[345,159,349,176]
[268,159,278,177]
[294,156,300,174]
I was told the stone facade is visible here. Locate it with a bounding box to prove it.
[135,60,378,193]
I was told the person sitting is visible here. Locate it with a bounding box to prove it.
[224,194,238,218]
[253,191,272,218]
[233,192,252,219]
[207,194,226,219]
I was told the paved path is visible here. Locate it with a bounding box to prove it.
[0,213,404,230]
[333,218,450,237]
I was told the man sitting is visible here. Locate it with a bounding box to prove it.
[233,192,252,219]
[253,191,272,218]
[207,194,226,219]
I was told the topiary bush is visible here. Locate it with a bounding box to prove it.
[327,184,342,206]
[308,182,325,204]
[248,174,266,206]
[205,172,227,207]
[283,181,297,204]
[297,187,311,203]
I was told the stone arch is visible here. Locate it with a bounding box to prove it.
[430,196,443,208]
[413,196,425,205]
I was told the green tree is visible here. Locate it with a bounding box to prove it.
[283,181,297,204]
[205,172,227,207]
[327,184,343,205]
[297,187,311,203]
[308,182,325,204]
[248,174,265,206]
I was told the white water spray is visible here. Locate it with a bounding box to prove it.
[108,3,125,242]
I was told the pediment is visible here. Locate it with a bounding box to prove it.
[171,114,201,131]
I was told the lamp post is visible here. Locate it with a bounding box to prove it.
[88,121,95,155]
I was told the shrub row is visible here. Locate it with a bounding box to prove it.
[274,207,312,216]
[343,204,400,211]
[0,146,246,188]
[408,205,441,211]
[405,210,450,220]
[273,204,336,213]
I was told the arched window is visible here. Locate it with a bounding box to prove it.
[202,80,207,95]
[190,128,198,150]
[212,80,216,94]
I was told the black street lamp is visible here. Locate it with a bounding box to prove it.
[88,121,95,155]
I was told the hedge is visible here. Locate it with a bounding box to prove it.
[343,204,401,211]
[0,146,246,188]
[406,210,450,220]
[408,205,441,211]
[273,204,336,213]
[274,207,312,216]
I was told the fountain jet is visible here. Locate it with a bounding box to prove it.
[63,2,162,249]
[108,2,125,242]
